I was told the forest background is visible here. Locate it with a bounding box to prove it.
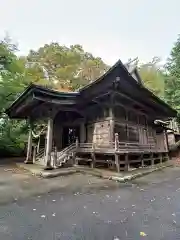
[1,34,180,156]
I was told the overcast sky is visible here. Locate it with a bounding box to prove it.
[0,0,180,65]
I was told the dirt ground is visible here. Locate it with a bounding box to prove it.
[0,161,119,205]
[0,157,177,206]
[1,164,180,239]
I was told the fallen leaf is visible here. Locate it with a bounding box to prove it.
[52,213,56,216]
[41,215,46,218]
[140,231,147,236]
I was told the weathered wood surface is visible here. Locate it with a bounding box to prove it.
[25,120,33,163]
[114,106,167,154]
[77,142,167,154]
[87,120,111,145]
[44,118,53,169]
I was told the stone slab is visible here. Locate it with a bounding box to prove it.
[75,162,173,182]
[16,163,79,178]
[16,162,173,181]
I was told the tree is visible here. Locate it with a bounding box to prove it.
[165,35,180,118]
[138,57,165,98]
[0,37,28,156]
[0,38,109,156]
[26,43,109,90]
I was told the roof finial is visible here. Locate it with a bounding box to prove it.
[126,57,139,68]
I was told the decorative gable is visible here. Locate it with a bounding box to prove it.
[124,58,143,85]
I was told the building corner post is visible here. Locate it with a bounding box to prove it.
[25,120,33,164]
[44,118,53,170]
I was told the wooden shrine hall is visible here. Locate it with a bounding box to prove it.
[6,59,177,171]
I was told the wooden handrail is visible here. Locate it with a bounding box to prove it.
[55,143,76,166]
[79,141,157,152]
[36,148,45,159]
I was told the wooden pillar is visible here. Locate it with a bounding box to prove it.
[75,137,79,149]
[59,126,63,150]
[32,146,37,163]
[115,154,120,172]
[114,133,120,172]
[114,133,119,151]
[159,153,163,165]
[53,146,58,167]
[164,130,169,152]
[44,118,53,169]
[124,153,129,171]
[151,153,154,167]
[109,119,114,147]
[166,152,170,161]
[80,122,86,143]
[25,121,33,164]
[37,137,40,153]
[91,153,95,168]
[91,143,95,168]
[141,154,144,168]
[74,137,79,165]
[109,101,114,147]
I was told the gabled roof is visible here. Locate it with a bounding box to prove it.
[5,84,79,118]
[79,58,143,93]
[124,58,143,84]
[79,59,176,117]
[79,59,124,92]
[5,59,177,119]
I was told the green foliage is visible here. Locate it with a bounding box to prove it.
[1,33,180,157]
[0,38,109,156]
[0,37,28,156]
[26,43,109,90]
[165,35,180,120]
[0,117,27,156]
[138,57,165,98]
